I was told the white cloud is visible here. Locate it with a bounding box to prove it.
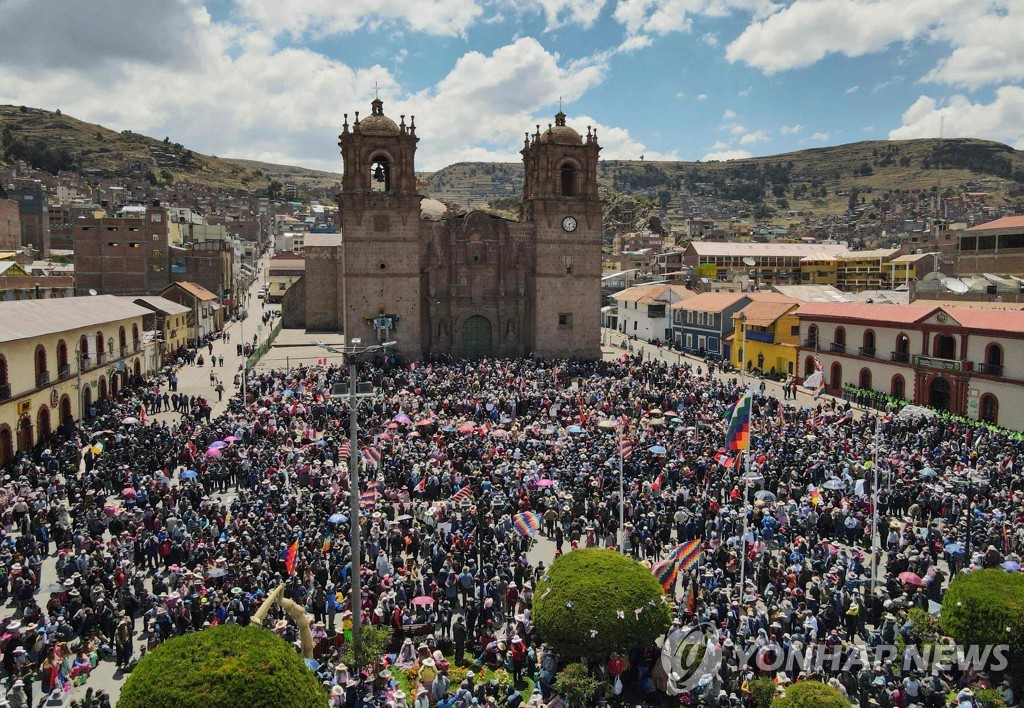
[618,34,653,52]
[888,86,1024,149]
[738,86,752,97]
[675,91,686,98]
[696,93,709,101]
[722,108,738,120]
[236,0,485,38]
[701,149,753,161]
[507,0,610,30]
[614,0,779,36]
[779,124,802,135]
[807,131,830,142]
[739,129,769,144]
[862,126,875,132]
[922,4,1024,89]
[726,0,980,74]
[845,85,859,94]
[710,140,731,149]
[701,32,719,46]
[729,124,747,135]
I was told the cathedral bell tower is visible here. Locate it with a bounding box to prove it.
[337,98,424,359]
[521,111,602,359]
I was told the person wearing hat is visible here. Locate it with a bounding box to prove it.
[452,615,468,663]
[418,657,438,691]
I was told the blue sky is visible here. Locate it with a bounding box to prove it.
[0,0,1021,171]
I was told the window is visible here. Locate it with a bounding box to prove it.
[560,163,578,197]
[633,321,637,331]
[153,233,161,241]
[804,357,815,377]
[151,213,162,222]
[558,313,573,329]
[791,325,800,336]
[830,362,842,391]
[129,242,141,248]
[107,242,119,247]
[686,334,693,349]
[697,335,706,351]
[859,368,872,390]
[834,327,846,346]
[980,394,999,424]
[888,377,905,399]
[370,156,392,192]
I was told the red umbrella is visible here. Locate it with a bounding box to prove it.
[458,423,476,434]
[898,571,924,586]
[411,596,434,606]
[415,419,434,427]
[122,488,136,498]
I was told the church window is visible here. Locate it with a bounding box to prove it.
[560,163,577,197]
[558,313,573,329]
[370,156,391,192]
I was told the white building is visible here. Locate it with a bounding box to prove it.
[610,283,695,343]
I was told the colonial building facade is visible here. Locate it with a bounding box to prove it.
[294,99,603,361]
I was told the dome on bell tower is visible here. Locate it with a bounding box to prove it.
[539,111,583,145]
[356,98,401,137]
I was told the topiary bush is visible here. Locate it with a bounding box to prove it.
[553,663,599,708]
[771,680,850,707]
[941,569,1024,658]
[748,676,778,708]
[118,625,326,708]
[533,549,672,658]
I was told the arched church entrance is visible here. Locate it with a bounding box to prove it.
[461,316,493,359]
[928,376,952,411]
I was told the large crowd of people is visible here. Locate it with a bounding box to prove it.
[0,351,1021,707]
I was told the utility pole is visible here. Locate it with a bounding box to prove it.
[321,338,394,673]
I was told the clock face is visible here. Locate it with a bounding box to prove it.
[562,216,577,232]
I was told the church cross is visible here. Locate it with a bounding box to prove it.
[558,96,563,111]
[373,81,381,99]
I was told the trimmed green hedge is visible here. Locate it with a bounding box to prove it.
[533,549,672,658]
[772,680,850,707]
[118,625,326,708]
[941,569,1024,657]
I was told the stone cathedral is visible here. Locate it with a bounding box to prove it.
[293,98,603,361]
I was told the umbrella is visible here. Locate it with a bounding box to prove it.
[898,571,925,586]
[180,470,199,480]
[754,490,777,502]
[491,429,510,438]
[566,425,585,434]
[89,430,115,439]
[411,596,435,606]
[386,423,399,429]
[205,568,228,578]
[40,583,67,594]
[328,513,348,524]
[120,417,140,425]
[458,423,476,434]
[648,445,667,454]
[122,487,136,498]
[223,435,241,442]
[535,479,556,487]
[304,658,322,672]
[919,468,937,478]
[943,542,964,556]
[441,425,456,433]
[393,414,412,424]
[208,441,228,449]
[416,419,434,427]
[282,389,296,396]
[822,478,846,490]
[395,515,413,522]
[648,408,663,416]
[1003,561,1021,572]
[205,448,221,457]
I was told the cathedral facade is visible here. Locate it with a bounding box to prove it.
[296,98,603,361]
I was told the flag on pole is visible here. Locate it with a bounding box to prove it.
[512,511,541,537]
[685,581,697,615]
[652,557,679,594]
[725,392,752,452]
[415,477,426,493]
[478,421,492,435]
[359,489,378,512]
[139,405,150,425]
[338,440,351,460]
[284,540,299,575]
[451,487,473,505]
[361,446,382,467]
[669,539,702,571]
[713,453,736,469]
[652,472,662,491]
[619,437,633,459]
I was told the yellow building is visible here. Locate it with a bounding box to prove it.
[130,296,191,364]
[732,299,802,377]
[0,296,151,465]
[267,254,305,304]
[799,253,839,285]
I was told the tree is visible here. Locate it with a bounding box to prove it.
[772,680,849,707]
[118,625,326,708]
[339,625,393,678]
[533,549,672,658]
[553,663,599,707]
[941,569,1024,659]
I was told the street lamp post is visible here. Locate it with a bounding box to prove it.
[599,418,628,554]
[739,311,748,376]
[320,338,395,674]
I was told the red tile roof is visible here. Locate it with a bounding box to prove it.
[796,302,938,324]
[966,216,1024,231]
[945,308,1024,334]
[164,281,218,301]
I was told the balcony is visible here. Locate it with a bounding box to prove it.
[890,351,910,363]
[121,345,129,358]
[745,330,775,344]
[802,338,819,349]
[829,342,847,354]
[36,371,50,388]
[58,365,71,380]
[976,362,1004,377]
[858,347,876,358]
[0,383,9,400]
[914,355,964,372]
[80,355,92,370]
[98,352,110,365]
